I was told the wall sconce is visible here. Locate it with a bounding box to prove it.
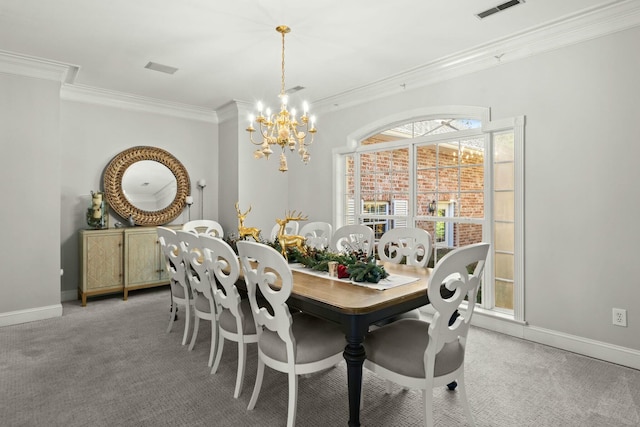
[427,200,437,215]
[185,195,194,222]
[197,179,206,219]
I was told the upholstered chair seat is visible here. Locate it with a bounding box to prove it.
[258,313,345,365]
[218,299,257,335]
[364,318,464,378]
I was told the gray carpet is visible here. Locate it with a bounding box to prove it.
[1,287,639,426]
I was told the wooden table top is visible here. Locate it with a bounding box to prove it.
[289,262,432,314]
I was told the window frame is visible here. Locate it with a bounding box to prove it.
[333,107,524,321]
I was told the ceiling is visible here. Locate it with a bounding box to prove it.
[0,0,625,111]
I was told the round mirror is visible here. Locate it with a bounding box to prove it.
[122,161,177,211]
[104,146,190,226]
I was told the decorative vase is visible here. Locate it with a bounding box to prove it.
[87,191,109,229]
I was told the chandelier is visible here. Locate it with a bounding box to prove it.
[246,25,317,172]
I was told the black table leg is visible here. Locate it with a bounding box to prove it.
[343,321,368,427]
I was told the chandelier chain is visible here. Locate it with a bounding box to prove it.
[281,30,286,96]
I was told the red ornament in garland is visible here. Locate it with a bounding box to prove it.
[337,264,350,279]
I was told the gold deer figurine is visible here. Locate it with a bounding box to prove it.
[276,210,308,259]
[235,202,261,242]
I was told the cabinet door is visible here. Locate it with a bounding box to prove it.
[84,232,124,291]
[125,229,166,287]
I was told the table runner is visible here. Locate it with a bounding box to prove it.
[289,263,419,291]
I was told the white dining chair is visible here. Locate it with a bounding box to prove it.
[201,235,258,399]
[157,226,193,345]
[377,227,432,267]
[330,224,375,257]
[362,242,490,427]
[183,219,224,238]
[375,227,433,326]
[176,230,217,367]
[237,241,346,427]
[299,221,333,250]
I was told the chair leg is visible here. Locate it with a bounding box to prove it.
[208,320,217,368]
[166,303,177,334]
[181,302,191,346]
[286,371,298,427]
[423,388,434,427]
[188,316,200,351]
[247,358,265,410]
[211,333,225,374]
[457,373,475,427]
[233,342,247,399]
[385,379,393,394]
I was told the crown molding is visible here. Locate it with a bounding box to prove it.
[214,100,256,125]
[0,49,217,123]
[312,0,640,114]
[0,50,78,83]
[60,83,217,123]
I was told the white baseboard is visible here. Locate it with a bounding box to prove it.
[523,326,640,371]
[419,306,640,370]
[0,304,63,327]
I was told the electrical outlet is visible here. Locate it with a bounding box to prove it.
[612,308,627,327]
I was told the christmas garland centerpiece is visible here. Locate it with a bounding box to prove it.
[288,247,389,284]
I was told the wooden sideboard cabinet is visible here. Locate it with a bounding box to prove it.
[79,229,124,306]
[79,226,179,306]
[123,227,170,300]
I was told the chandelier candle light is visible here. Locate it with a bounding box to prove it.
[246,25,317,172]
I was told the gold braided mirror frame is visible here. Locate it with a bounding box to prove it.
[104,146,191,226]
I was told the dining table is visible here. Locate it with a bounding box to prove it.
[283,261,433,427]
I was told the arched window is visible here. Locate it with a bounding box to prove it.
[335,108,524,319]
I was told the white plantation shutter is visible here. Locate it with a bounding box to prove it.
[392,199,408,228]
[346,198,355,225]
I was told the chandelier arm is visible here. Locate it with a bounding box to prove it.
[248,132,264,146]
[300,132,314,147]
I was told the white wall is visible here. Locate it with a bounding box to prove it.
[289,26,640,353]
[59,100,218,298]
[217,104,241,235]
[0,72,62,321]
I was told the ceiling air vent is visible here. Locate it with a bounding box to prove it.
[144,61,178,75]
[285,85,305,95]
[476,0,524,19]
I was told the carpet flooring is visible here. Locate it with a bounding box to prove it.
[1,287,639,426]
